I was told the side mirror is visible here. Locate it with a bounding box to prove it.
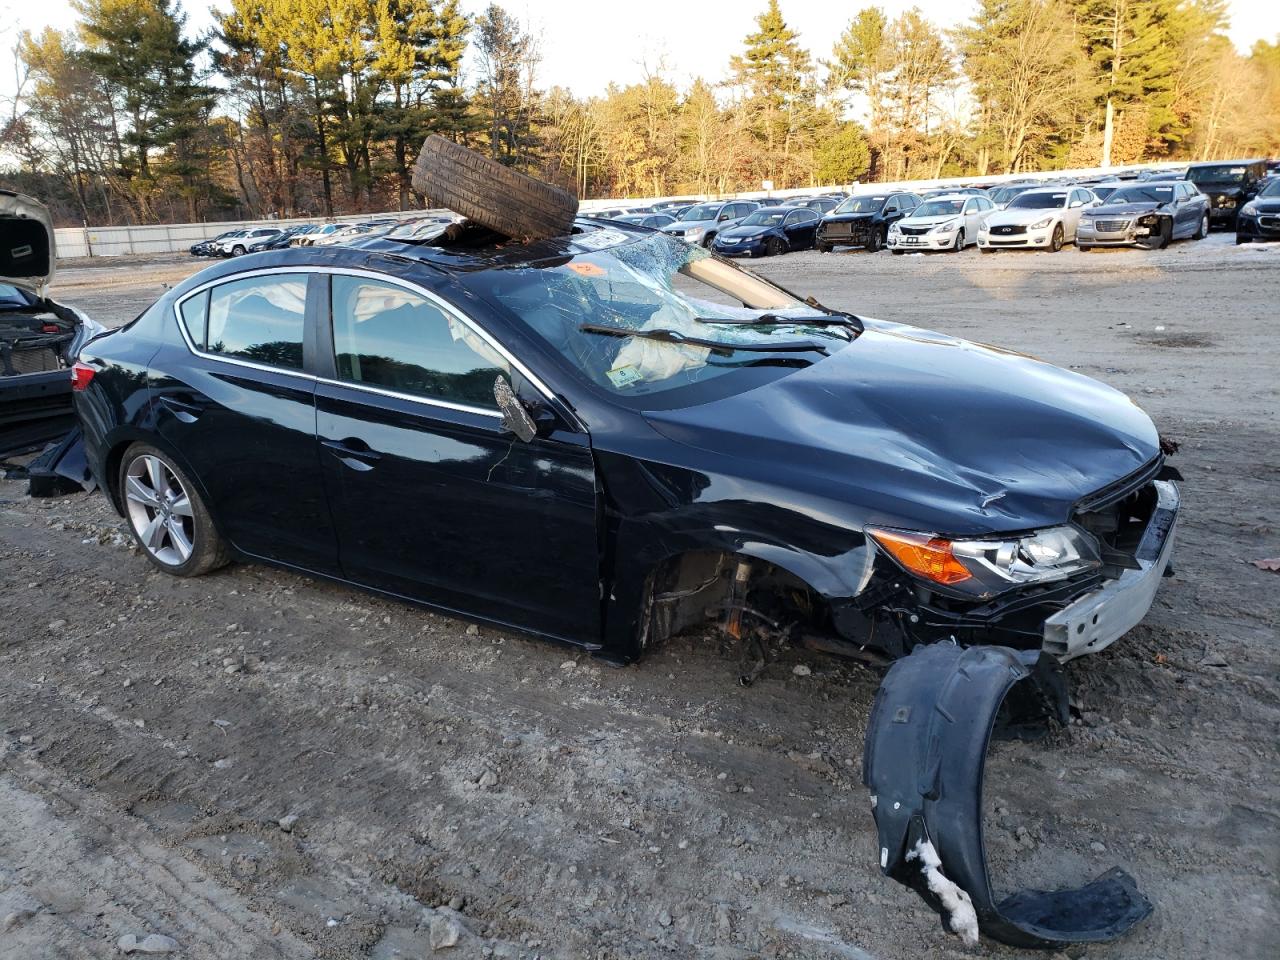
[494,375,537,443]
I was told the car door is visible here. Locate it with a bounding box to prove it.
[962,199,981,241]
[313,270,601,643]
[783,209,818,248]
[1064,190,1090,238]
[153,270,340,574]
[1174,183,1198,235]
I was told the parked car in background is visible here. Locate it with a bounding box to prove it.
[1144,170,1188,182]
[256,225,310,251]
[977,186,1097,252]
[660,200,759,247]
[217,227,284,257]
[1235,176,1280,244]
[986,184,1038,209]
[1088,181,1126,202]
[650,200,696,215]
[385,216,458,241]
[1186,159,1267,228]
[614,213,676,229]
[191,230,243,257]
[292,223,343,246]
[887,194,995,253]
[1,190,103,458]
[919,187,986,200]
[710,205,820,256]
[797,196,841,216]
[315,220,398,246]
[1076,181,1209,250]
[816,192,921,252]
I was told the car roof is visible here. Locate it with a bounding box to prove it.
[917,193,972,202]
[175,219,659,289]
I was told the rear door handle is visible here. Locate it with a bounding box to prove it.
[321,437,382,471]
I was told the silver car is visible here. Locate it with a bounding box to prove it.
[660,200,760,247]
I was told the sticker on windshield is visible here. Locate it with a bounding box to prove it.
[575,228,630,250]
[567,262,606,277]
[606,364,643,388]
[1229,167,1245,174]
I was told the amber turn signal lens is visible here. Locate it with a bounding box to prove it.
[868,528,973,586]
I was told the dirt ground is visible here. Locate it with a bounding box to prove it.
[1,235,1277,959]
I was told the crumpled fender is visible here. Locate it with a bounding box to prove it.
[862,643,1153,948]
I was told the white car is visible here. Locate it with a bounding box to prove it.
[215,227,282,257]
[291,223,343,246]
[977,187,1098,252]
[888,194,996,253]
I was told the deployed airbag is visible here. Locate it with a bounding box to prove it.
[862,643,1152,949]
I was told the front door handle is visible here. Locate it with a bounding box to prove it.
[322,437,382,471]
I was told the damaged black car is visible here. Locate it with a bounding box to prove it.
[1,190,103,460]
[70,139,1179,951]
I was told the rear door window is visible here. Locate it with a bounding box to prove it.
[329,275,510,410]
[205,274,308,369]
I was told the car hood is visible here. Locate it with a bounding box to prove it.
[641,319,1159,536]
[984,207,1062,228]
[1251,198,1280,213]
[822,212,877,224]
[897,214,961,228]
[718,224,773,239]
[1192,183,1244,197]
[0,190,55,295]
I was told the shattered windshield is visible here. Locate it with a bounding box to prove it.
[470,233,854,408]
[1187,165,1246,184]
[1108,186,1176,204]
[833,195,886,214]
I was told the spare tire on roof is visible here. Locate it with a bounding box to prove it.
[412,135,579,241]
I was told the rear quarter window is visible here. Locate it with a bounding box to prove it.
[179,290,209,347]
[205,274,308,369]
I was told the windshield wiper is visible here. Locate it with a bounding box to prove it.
[695,312,860,334]
[579,323,829,355]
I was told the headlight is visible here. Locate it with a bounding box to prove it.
[1241,201,1257,216]
[869,525,1100,592]
[1028,217,1054,230]
[889,222,901,234]
[685,226,706,239]
[930,219,957,234]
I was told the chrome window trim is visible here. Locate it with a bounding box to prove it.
[171,265,579,429]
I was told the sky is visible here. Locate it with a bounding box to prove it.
[2,0,1279,103]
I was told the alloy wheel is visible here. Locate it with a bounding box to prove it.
[124,454,196,566]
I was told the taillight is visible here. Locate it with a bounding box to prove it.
[70,362,96,391]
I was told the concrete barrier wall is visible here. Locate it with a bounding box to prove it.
[54,161,1186,259]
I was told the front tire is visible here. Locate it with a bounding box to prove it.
[817,242,832,253]
[866,228,884,253]
[1078,244,1092,252]
[119,443,229,577]
[1153,218,1172,249]
[1048,224,1064,252]
[952,229,965,252]
[1194,213,1208,240]
[766,236,786,257]
[232,245,246,256]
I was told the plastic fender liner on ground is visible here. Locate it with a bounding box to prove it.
[862,643,1153,949]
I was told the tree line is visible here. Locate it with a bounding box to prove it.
[1,0,1277,227]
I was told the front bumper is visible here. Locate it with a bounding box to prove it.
[1208,204,1238,223]
[711,237,766,257]
[1075,218,1157,247]
[818,225,873,247]
[977,229,1052,249]
[888,232,955,250]
[1236,213,1280,240]
[1042,480,1178,659]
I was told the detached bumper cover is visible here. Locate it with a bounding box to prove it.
[863,643,1153,948]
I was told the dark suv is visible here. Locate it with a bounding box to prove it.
[816,192,920,252]
[1186,159,1267,227]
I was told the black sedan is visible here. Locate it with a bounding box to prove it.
[72,222,1178,671]
[1235,176,1280,243]
[815,192,921,252]
[709,206,820,256]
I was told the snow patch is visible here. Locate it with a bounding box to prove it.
[907,838,979,947]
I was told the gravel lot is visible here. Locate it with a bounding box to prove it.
[2,235,1277,960]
